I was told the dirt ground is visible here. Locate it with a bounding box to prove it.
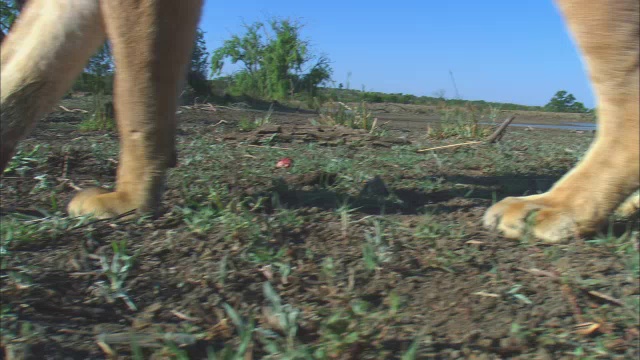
[1,100,637,359]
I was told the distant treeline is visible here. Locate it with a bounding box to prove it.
[71,73,114,95]
[316,88,545,111]
[71,75,587,114]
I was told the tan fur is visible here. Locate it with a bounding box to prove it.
[0,1,637,242]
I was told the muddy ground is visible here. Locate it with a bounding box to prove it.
[0,99,638,359]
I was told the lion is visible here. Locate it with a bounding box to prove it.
[0,0,638,243]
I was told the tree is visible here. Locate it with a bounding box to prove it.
[211,18,332,100]
[190,28,209,78]
[71,42,114,94]
[185,28,211,99]
[544,90,588,113]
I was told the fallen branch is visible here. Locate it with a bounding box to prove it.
[485,116,516,143]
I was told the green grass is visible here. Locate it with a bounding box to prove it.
[3,104,638,358]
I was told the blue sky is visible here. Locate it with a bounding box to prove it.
[199,0,594,108]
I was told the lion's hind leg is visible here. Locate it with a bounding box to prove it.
[1,0,106,170]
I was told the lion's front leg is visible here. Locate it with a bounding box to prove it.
[483,0,639,243]
[67,0,202,218]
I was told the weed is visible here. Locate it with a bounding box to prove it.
[30,174,51,194]
[208,304,255,359]
[78,92,115,131]
[321,257,337,284]
[0,305,18,341]
[218,254,229,286]
[427,103,492,139]
[362,219,391,271]
[237,116,256,132]
[586,227,639,285]
[95,240,138,310]
[247,247,287,266]
[319,101,376,131]
[413,213,463,242]
[314,295,400,358]
[258,282,312,359]
[180,189,262,238]
[238,104,274,131]
[181,205,221,234]
[336,201,358,240]
[89,140,118,167]
[3,145,46,176]
[0,212,77,250]
[506,284,533,305]
[401,335,422,360]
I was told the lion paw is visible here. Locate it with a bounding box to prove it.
[67,188,137,219]
[483,196,583,243]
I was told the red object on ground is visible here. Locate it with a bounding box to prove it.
[276,157,293,168]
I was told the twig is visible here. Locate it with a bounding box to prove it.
[210,119,228,127]
[515,267,559,280]
[486,116,516,143]
[171,310,200,322]
[59,105,89,113]
[562,284,584,323]
[67,209,137,233]
[472,291,500,298]
[417,141,483,153]
[61,152,70,178]
[417,116,516,153]
[179,103,218,112]
[586,290,624,306]
[215,103,251,111]
[56,178,82,191]
[246,144,290,150]
[97,332,196,346]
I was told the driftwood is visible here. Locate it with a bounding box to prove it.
[417,116,516,153]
